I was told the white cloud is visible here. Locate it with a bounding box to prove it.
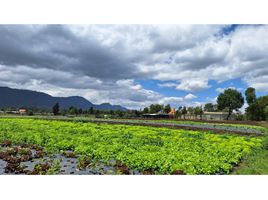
[216,87,243,93]
[1,25,268,109]
[216,87,235,93]
[175,79,211,92]
[184,93,197,100]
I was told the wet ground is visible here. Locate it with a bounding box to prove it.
[0,140,142,175]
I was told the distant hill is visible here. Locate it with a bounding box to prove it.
[0,86,127,111]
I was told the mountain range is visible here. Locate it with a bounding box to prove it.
[0,86,127,111]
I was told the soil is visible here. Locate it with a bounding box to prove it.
[0,141,142,175]
[122,118,260,126]
[85,119,263,136]
[142,169,155,175]
[115,162,131,175]
[171,170,185,175]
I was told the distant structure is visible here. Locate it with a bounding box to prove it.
[143,109,176,119]
[202,112,235,120]
[18,108,27,114]
[143,110,169,119]
[181,111,235,120]
[168,108,176,118]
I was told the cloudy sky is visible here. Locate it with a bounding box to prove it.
[0,24,267,109]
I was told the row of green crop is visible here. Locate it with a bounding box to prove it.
[1,115,267,133]
[0,118,263,174]
[156,119,268,132]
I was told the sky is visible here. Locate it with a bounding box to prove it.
[0,24,267,110]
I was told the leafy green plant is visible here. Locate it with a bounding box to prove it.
[0,118,264,174]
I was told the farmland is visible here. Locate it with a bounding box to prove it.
[0,117,267,175]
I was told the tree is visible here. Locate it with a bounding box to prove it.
[265,106,268,120]
[245,89,268,120]
[149,104,163,113]
[217,89,244,120]
[255,95,268,120]
[187,107,194,119]
[181,106,187,119]
[245,87,256,105]
[164,104,171,113]
[69,106,78,115]
[176,109,182,119]
[204,103,218,112]
[176,107,183,119]
[204,103,214,112]
[143,107,149,114]
[89,107,94,114]
[52,102,60,115]
[78,108,83,115]
[109,110,115,115]
[194,106,203,119]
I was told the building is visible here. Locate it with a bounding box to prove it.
[168,108,176,118]
[143,110,170,119]
[202,112,235,120]
[143,109,176,119]
[18,108,27,114]
[177,111,236,121]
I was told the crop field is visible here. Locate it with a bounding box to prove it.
[73,118,266,135]
[0,117,266,175]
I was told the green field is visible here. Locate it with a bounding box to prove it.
[0,118,266,174]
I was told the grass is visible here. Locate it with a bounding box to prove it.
[232,133,268,175]
[232,121,268,174]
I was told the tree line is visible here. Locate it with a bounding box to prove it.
[2,87,267,121]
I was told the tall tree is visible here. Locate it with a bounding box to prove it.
[187,107,194,119]
[265,106,268,120]
[204,103,214,112]
[149,104,163,113]
[182,106,187,119]
[143,107,149,114]
[78,108,83,115]
[52,102,60,115]
[245,87,257,120]
[204,103,217,112]
[89,107,94,114]
[217,88,244,120]
[69,106,78,115]
[164,104,171,113]
[245,87,256,105]
[194,106,203,119]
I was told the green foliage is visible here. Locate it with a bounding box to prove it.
[149,104,163,113]
[68,106,78,115]
[245,87,256,105]
[265,106,268,120]
[194,106,203,119]
[52,102,60,116]
[232,135,268,174]
[246,95,268,121]
[235,114,245,121]
[204,103,217,112]
[164,104,171,113]
[182,107,187,119]
[0,118,263,174]
[217,89,244,120]
[143,107,149,114]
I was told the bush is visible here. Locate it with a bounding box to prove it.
[235,114,245,121]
